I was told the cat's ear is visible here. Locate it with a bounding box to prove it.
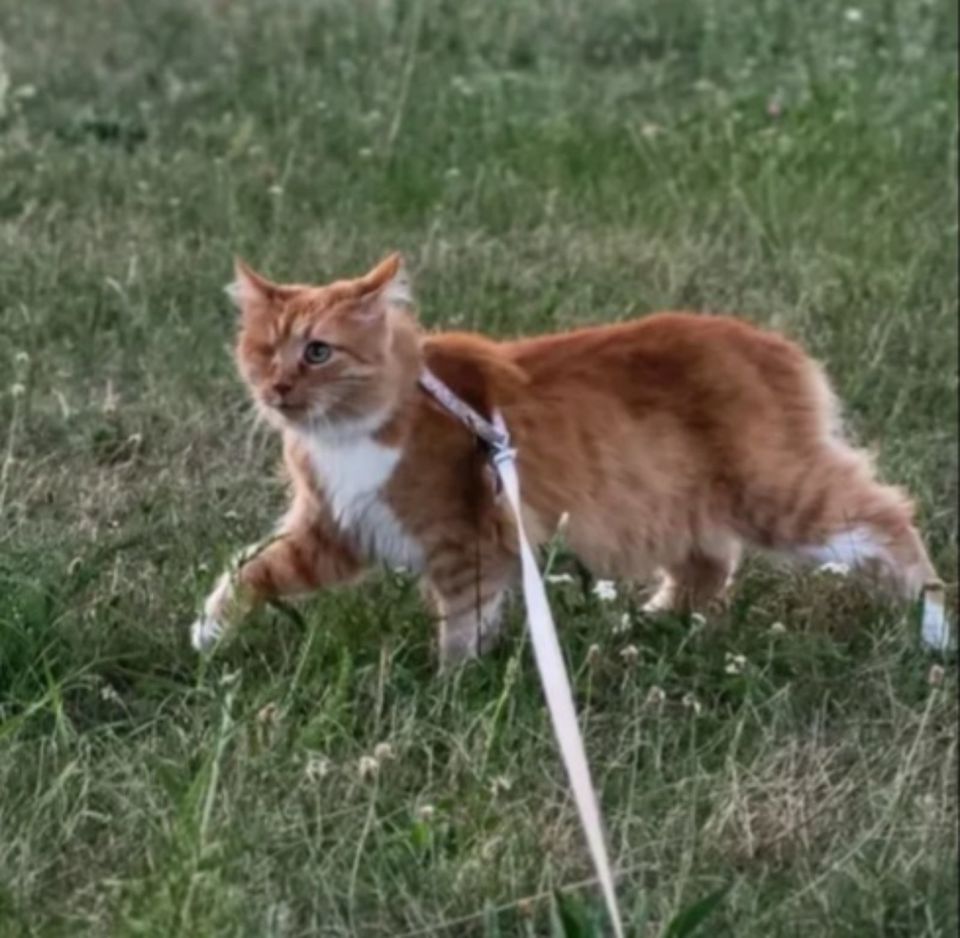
[227,259,288,317]
[355,252,414,312]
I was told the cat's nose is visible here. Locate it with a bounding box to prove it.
[272,380,293,398]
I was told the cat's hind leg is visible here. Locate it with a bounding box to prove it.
[644,536,742,615]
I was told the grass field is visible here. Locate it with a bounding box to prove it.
[0,1,957,934]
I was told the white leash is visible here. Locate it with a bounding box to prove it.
[419,371,624,936]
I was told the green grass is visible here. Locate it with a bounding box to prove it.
[0,0,957,934]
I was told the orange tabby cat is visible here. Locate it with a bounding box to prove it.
[190,254,952,662]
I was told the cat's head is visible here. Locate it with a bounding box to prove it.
[230,254,421,434]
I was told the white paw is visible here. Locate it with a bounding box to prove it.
[642,589,674,614]
[190,615,225,652]
[921,589,953,653]
[190,571,234,653]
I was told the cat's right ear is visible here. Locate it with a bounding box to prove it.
[227,259,283,318]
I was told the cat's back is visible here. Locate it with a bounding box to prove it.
[508,312,802,373]
[504,312,811,411]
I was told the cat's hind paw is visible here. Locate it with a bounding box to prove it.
[921,584,953,654]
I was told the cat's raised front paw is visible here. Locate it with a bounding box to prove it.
[190,571,235,653]
[190,614,224,653]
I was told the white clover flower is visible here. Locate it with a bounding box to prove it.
[490,775,512,797]
[451,75,474,97]
[586,643,601,666]
[769,621,788,635]
[257,702,280,726]
[724,652,747,675]
[817,561,851,576]
[358,755,379,780]
[928,664,945,687]
[9,383,25,398]
[613,612,632,635]
[267,184,284,196]
[415,804,436,822]
[681,692,702,716]
[844,8,863,23]
[14,351,30,366]
[304,756,331,783]
[645,685,666,705]
[99,683,122,704]
[690,612,707,629]
[373,741,395,762]
[619,644,639,665]
[593,580,618,602]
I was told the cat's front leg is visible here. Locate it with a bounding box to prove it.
[190,544,262,652]
[423,529,516,670]
[190,524,362,652]
[437,592,506,670]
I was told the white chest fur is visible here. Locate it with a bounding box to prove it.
[302,430,423,571]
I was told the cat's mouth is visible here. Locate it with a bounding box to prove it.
[263,398,311,420]
[276,402,310,417]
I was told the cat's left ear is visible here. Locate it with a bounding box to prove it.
[354,253,414,314]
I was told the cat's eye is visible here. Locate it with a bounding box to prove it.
[303,341,332,365]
